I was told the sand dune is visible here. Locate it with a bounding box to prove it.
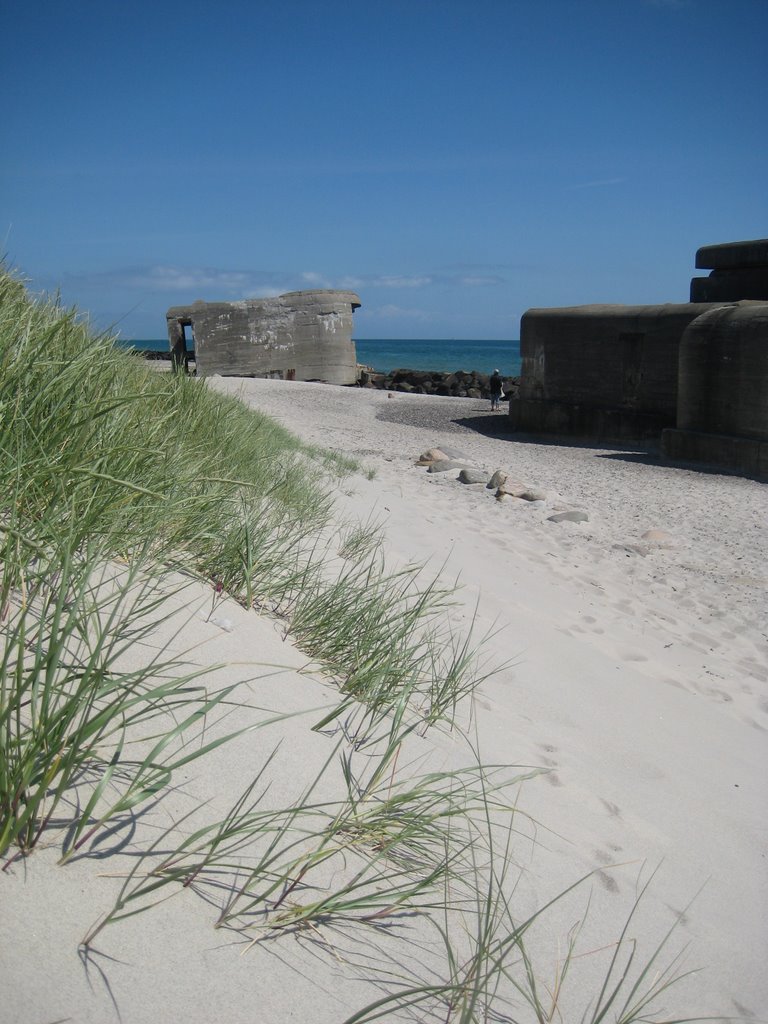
[2,376,766,1023]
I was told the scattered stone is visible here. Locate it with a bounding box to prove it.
[495,490,527,504]
[641,529,676,548]
[439,444,470,460]
[548,510,589,524]
[427,459,470,474]
[496,478,528,497]
[458,469,488,485]
[417,447,449,465]
[519,488,548,502]
[487,470,507,489]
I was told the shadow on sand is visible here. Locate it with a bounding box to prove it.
[452,411,748,477]
[453,411,655,455]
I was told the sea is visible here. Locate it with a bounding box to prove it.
[123,338,522,377]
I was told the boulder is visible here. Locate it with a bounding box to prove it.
[417,448,449,464]
[439,445,470,460]
[487,470,507,489]
[496,478,528,498]
[427,460,470,474]
[495,491,526,504]
[548,510,589,524]
[458,469,488,485]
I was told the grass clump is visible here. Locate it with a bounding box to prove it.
[0,267,484,855]
[0,538,260,860]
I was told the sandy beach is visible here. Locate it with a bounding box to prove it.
[2,376,766,1022]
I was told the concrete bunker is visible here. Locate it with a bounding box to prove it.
[509,238,768,476]
[166,289,361,384]
[509,302,722,440]
[662,303,768,479]
[690,238,768,303]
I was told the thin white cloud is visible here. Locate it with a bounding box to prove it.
[374,304,435,322]
[54,264,506,301]
[457,275,506,287]
[58,265,293,296]
[567,177,627,190]
[338,274,435,290]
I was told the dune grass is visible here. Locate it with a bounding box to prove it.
[0,268,491,858]
[0,269,707,1021]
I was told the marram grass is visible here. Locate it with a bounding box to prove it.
[0,269,711,1021]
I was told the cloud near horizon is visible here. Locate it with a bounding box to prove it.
[54,264,506,300]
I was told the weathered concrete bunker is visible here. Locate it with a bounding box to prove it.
[509,239,768,476]
[662,303,768,478]
[690,238,768,303]
[166,289,361,383]
[509,302,721,440]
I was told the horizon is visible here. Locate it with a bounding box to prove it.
[125,334,523,342]
[2,0,766,340]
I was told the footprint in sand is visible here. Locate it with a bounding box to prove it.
[663,676,687,691]
[689,631,720,650]
[596,869,620,893]
[619,648,649,663]
[613,598,637,617]
[599,797,623,820]
[665,903,691,928]
[593,844,623,892]
[740,659,768,683]
[535,744,563,785]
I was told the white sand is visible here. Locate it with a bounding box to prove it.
[2,377,766,1022]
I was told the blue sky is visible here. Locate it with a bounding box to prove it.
[2,0,766,340]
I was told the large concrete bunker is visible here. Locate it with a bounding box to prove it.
[166,289,361,383]
[509,238,768,476]
[510,302,720,441]
[662,302,768,478]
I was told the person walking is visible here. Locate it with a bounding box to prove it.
[489,369,503,411]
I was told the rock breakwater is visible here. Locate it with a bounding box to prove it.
[359,367,520,401]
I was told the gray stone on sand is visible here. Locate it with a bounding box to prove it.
[487,470,507,489]
[496,479,528,497]
[427,459,470,474]
[437,445,470,460]
[548,510,589,524]
[458,469,488,485]
[519,488,548,502]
